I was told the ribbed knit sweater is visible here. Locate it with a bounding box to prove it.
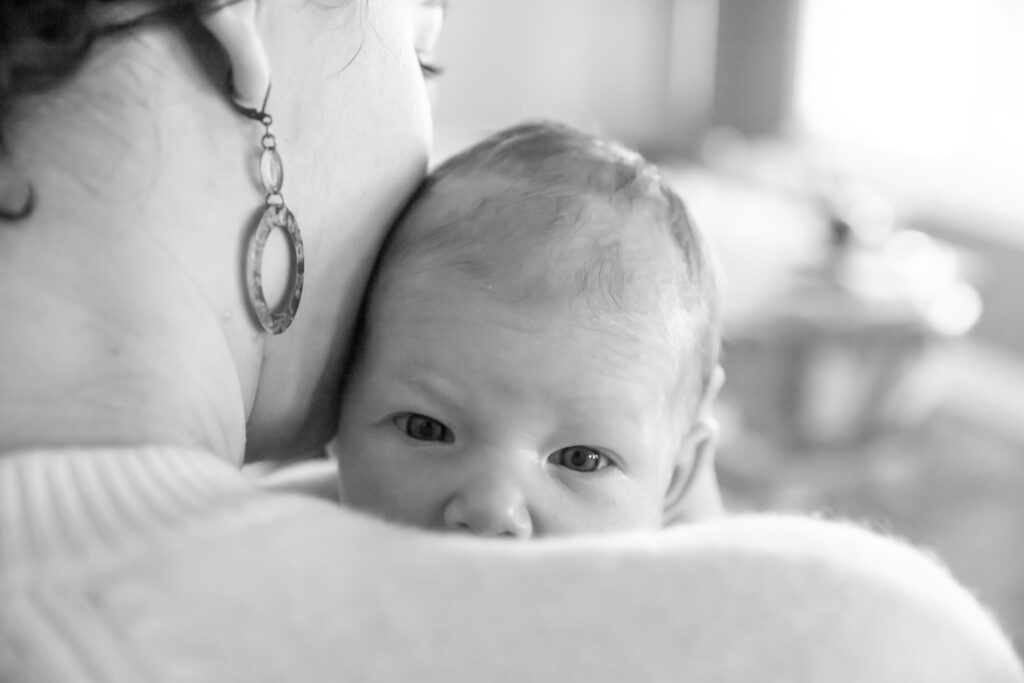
[1,446,1020,682]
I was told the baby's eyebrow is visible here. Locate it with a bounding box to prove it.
[555,386,646,420]
[400,369,466,411]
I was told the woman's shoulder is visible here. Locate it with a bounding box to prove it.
[245,454,341,503]
[2,446,1019,683]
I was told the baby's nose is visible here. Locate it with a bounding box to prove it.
[442,474,533,539]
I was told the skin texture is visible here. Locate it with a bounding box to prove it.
[0,0,444,462]
[333,235,722,536]
[0,2,1021,680]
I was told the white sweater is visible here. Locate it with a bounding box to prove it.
[1,446,1019,682]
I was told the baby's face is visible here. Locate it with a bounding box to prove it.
[333,272,708,537]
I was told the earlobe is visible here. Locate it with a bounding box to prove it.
[200,0,271,108]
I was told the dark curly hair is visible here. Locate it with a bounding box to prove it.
[0,0,216,116]
[0,1,221,219]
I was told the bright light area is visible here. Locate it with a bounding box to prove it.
[791,0,1024,236]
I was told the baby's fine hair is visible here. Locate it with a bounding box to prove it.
[380,120,721,396]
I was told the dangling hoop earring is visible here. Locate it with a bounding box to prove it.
[230,82,304,335]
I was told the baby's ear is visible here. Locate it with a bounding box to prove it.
[663,366,725,525]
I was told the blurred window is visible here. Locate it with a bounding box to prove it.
[791,0,1024,234]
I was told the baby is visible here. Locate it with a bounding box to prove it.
[330,121,724,537]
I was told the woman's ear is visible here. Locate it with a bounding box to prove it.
[663,365,726,525]
[200,0,270,108]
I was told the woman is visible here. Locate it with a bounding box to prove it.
[0,1,1019,680]
[0,0,438,462]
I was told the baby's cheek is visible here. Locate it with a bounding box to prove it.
[348,450,449,529]
[335,433,391,508]
[541,490,662,536]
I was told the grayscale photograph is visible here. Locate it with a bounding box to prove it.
[1,1,1021,680]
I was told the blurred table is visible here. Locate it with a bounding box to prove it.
[716,406,1024,657]
[663,164,1024,656]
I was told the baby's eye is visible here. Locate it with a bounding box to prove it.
[549,446,610,473]
[394,413,453,443]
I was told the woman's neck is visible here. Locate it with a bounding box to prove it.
[0,29,261,464]
[0,181,250,462]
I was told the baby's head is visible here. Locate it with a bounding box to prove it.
[332,121,723,537]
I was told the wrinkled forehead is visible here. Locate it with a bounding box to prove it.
[372,169,712,400]
[370,251,706,410]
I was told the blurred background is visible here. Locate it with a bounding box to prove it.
[431,0,1024,652]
